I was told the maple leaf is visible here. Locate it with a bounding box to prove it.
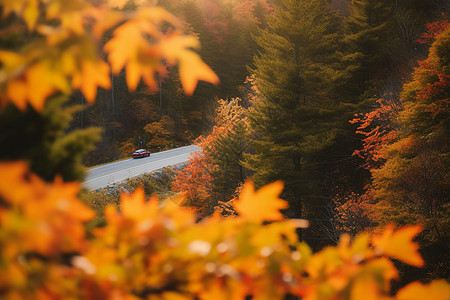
[396,280,450,300]
[0,161,33,204]
[0,53,69,111]
[0,0,39,30]
[104,21,145,74]
[179,52,220,96]
[160,34,219,95]
[234,180,287,223]
[23,0,39,30]
[104,19,161,91]
[25,62,61,110]
[120,188,159,222]
[350,276,383,300]
[0,162,94,255]
[72,60,111,102]
[372,225,424,267]
[89,9,123,40]
[4,79,28,110]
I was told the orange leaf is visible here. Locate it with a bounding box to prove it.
[0,162,33,204]
[199,279,228,300]
[159,35,200,65]
[26,63,58,110]
[372,225,424,267]
[5,79,28,110]
[234,180,287,223]
[120,188,159,222]
[159,34,219,95]
[23,0,39,30]
[107,0,129,9]
[0,162,94,255]
[396,280,450,300]
[179,52,220,96]
[105,21,149,74]
[72,60,111,102]
[350,277,380,300]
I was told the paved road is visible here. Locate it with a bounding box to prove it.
[83,145,200,190]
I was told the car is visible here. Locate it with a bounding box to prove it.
[132,149,150,159]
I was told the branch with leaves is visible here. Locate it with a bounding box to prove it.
[0,0,218,111]
[1,163,449,299]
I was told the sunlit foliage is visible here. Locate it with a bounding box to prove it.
[0,0,219,111]
[1,162,449,299]
[0,0,449,299]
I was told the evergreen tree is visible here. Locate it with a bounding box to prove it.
[343,0,394,99]
[0,96,101,182]
[244,0,346,238]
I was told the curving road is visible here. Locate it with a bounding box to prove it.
[83,145,200,190]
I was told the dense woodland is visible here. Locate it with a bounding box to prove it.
[0,0,449,298]
[167,0,449,281]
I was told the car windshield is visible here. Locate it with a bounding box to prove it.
[134,149,145,153]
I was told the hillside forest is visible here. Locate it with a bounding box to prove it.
[0,0,449,299]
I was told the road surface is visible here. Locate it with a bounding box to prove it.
[83,145,200,190]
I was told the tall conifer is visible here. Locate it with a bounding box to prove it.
[344,0,393,99]
[244,0,345,234]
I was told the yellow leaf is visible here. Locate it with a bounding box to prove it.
[0,162,32,204]
[90,9,123,40]
[338,233,372,262]
[372,225,424,267]
[5,79,27,110]
[120,188,159,222]
[159,35,200,65]
[234,180,287,223]
[251,221,297,247]
[2,61,61,111]
[396,280,450,300]
[72,60,111,102]
[0,162,94,255]
[125,59,142,91]
[1,55,59,111]
[26,63,56,110]
[0,50,23,68]
[45,1,89,35]
[351,277,380,300]
[105,22,144,74]
[199,279,228,300]
[23,0,39,30]
[108,0,129,9]
[306,248,341,279]
[159,34,219,95]
[161,292,192,300]
[365,257,399,288]
[179,52,220,96]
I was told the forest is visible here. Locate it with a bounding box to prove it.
[0,0,448,299]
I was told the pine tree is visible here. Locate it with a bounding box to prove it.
[344,0,394,99]
[244,0,346,233]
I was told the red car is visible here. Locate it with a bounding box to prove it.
[132,149,150,159]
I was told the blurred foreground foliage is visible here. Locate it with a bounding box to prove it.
[0,162,449,300]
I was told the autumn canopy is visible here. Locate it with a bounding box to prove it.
[0,0,449,299]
